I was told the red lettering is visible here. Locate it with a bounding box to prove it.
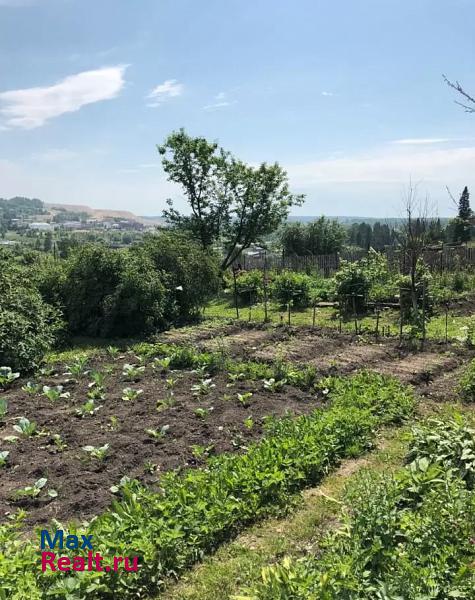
[124,556,139,572]
[113,556,123,571]
[57,556,71,572]
[94,552,104,571]
[41,551,56,572]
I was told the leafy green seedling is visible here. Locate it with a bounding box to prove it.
[82,444,109,461]
[237,392,253,407]
[0,399,7,419]
[227,372,245,387]
[153,357,171,372]
[0,367,20,389]
[21,382,40,395]
[191,378,215,397]
[65,356,89,378]
[106,346,120,359]
[13,417,37,437]
[52,434,67,452]
[263,378,287,392]
[110,475,131,494]
[42,385,70,402]
[0,450,9,467]
[122,363,145,381]
[14,478,56,499]
[145,425,170,440]
[191,444,215,459]
[157,392,176,411]
[194,407,212,419]
[244,416,254,429]
[121,387,143,402]
[76,399,102,417]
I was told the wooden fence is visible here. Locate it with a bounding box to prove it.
[236,246,475,277]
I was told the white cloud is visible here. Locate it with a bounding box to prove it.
[203,91,236,111]
[147,79,183,107]
[0,65,128,129]
[391,138,453,145]
[321,91,334,96]
[286,145,475,185]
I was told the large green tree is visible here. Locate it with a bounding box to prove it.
[451,186,472,243]
[158,129,304,270]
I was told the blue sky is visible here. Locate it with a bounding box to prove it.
[0,0,474,217]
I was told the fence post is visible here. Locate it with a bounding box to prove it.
[263,250,269,323]
[352,294,358,335]
[421,281,426,351]
[399,292,404,346]
[445,302,449,345]
[233,269,239,319]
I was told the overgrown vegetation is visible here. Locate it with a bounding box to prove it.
[239,417,475,599]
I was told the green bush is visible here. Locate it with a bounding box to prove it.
[0,257,63,371]
[137,231,220,321]
[233,269,264,305]
[335,250,395,313]
[270,270,313,307]
[57,234,220,338]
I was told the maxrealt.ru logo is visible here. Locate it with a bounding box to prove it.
[40,530,139,573]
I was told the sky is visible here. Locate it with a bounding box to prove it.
[0,0,474,218]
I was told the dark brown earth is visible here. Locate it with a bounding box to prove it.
[0,322,472,531]
[0,350,320,529]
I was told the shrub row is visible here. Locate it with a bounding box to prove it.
[0,371,414,599]
[0,232,220,371]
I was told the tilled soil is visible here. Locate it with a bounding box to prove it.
[0,323,472,532]
[0,353,320,529]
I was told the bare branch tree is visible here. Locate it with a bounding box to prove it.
[445,185,459,212]
[443,75,475,113]
[397,182,437,311]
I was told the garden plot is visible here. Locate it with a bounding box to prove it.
[0,322,472,537]
[0,352,321,529]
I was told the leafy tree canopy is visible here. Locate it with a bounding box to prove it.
[158,129,304,270]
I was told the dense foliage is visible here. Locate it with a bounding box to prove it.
[270,271,314,307]
[241,417,475,599]
[280,217,346,256]
[0,252,63,371]
[159,129,304,270]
